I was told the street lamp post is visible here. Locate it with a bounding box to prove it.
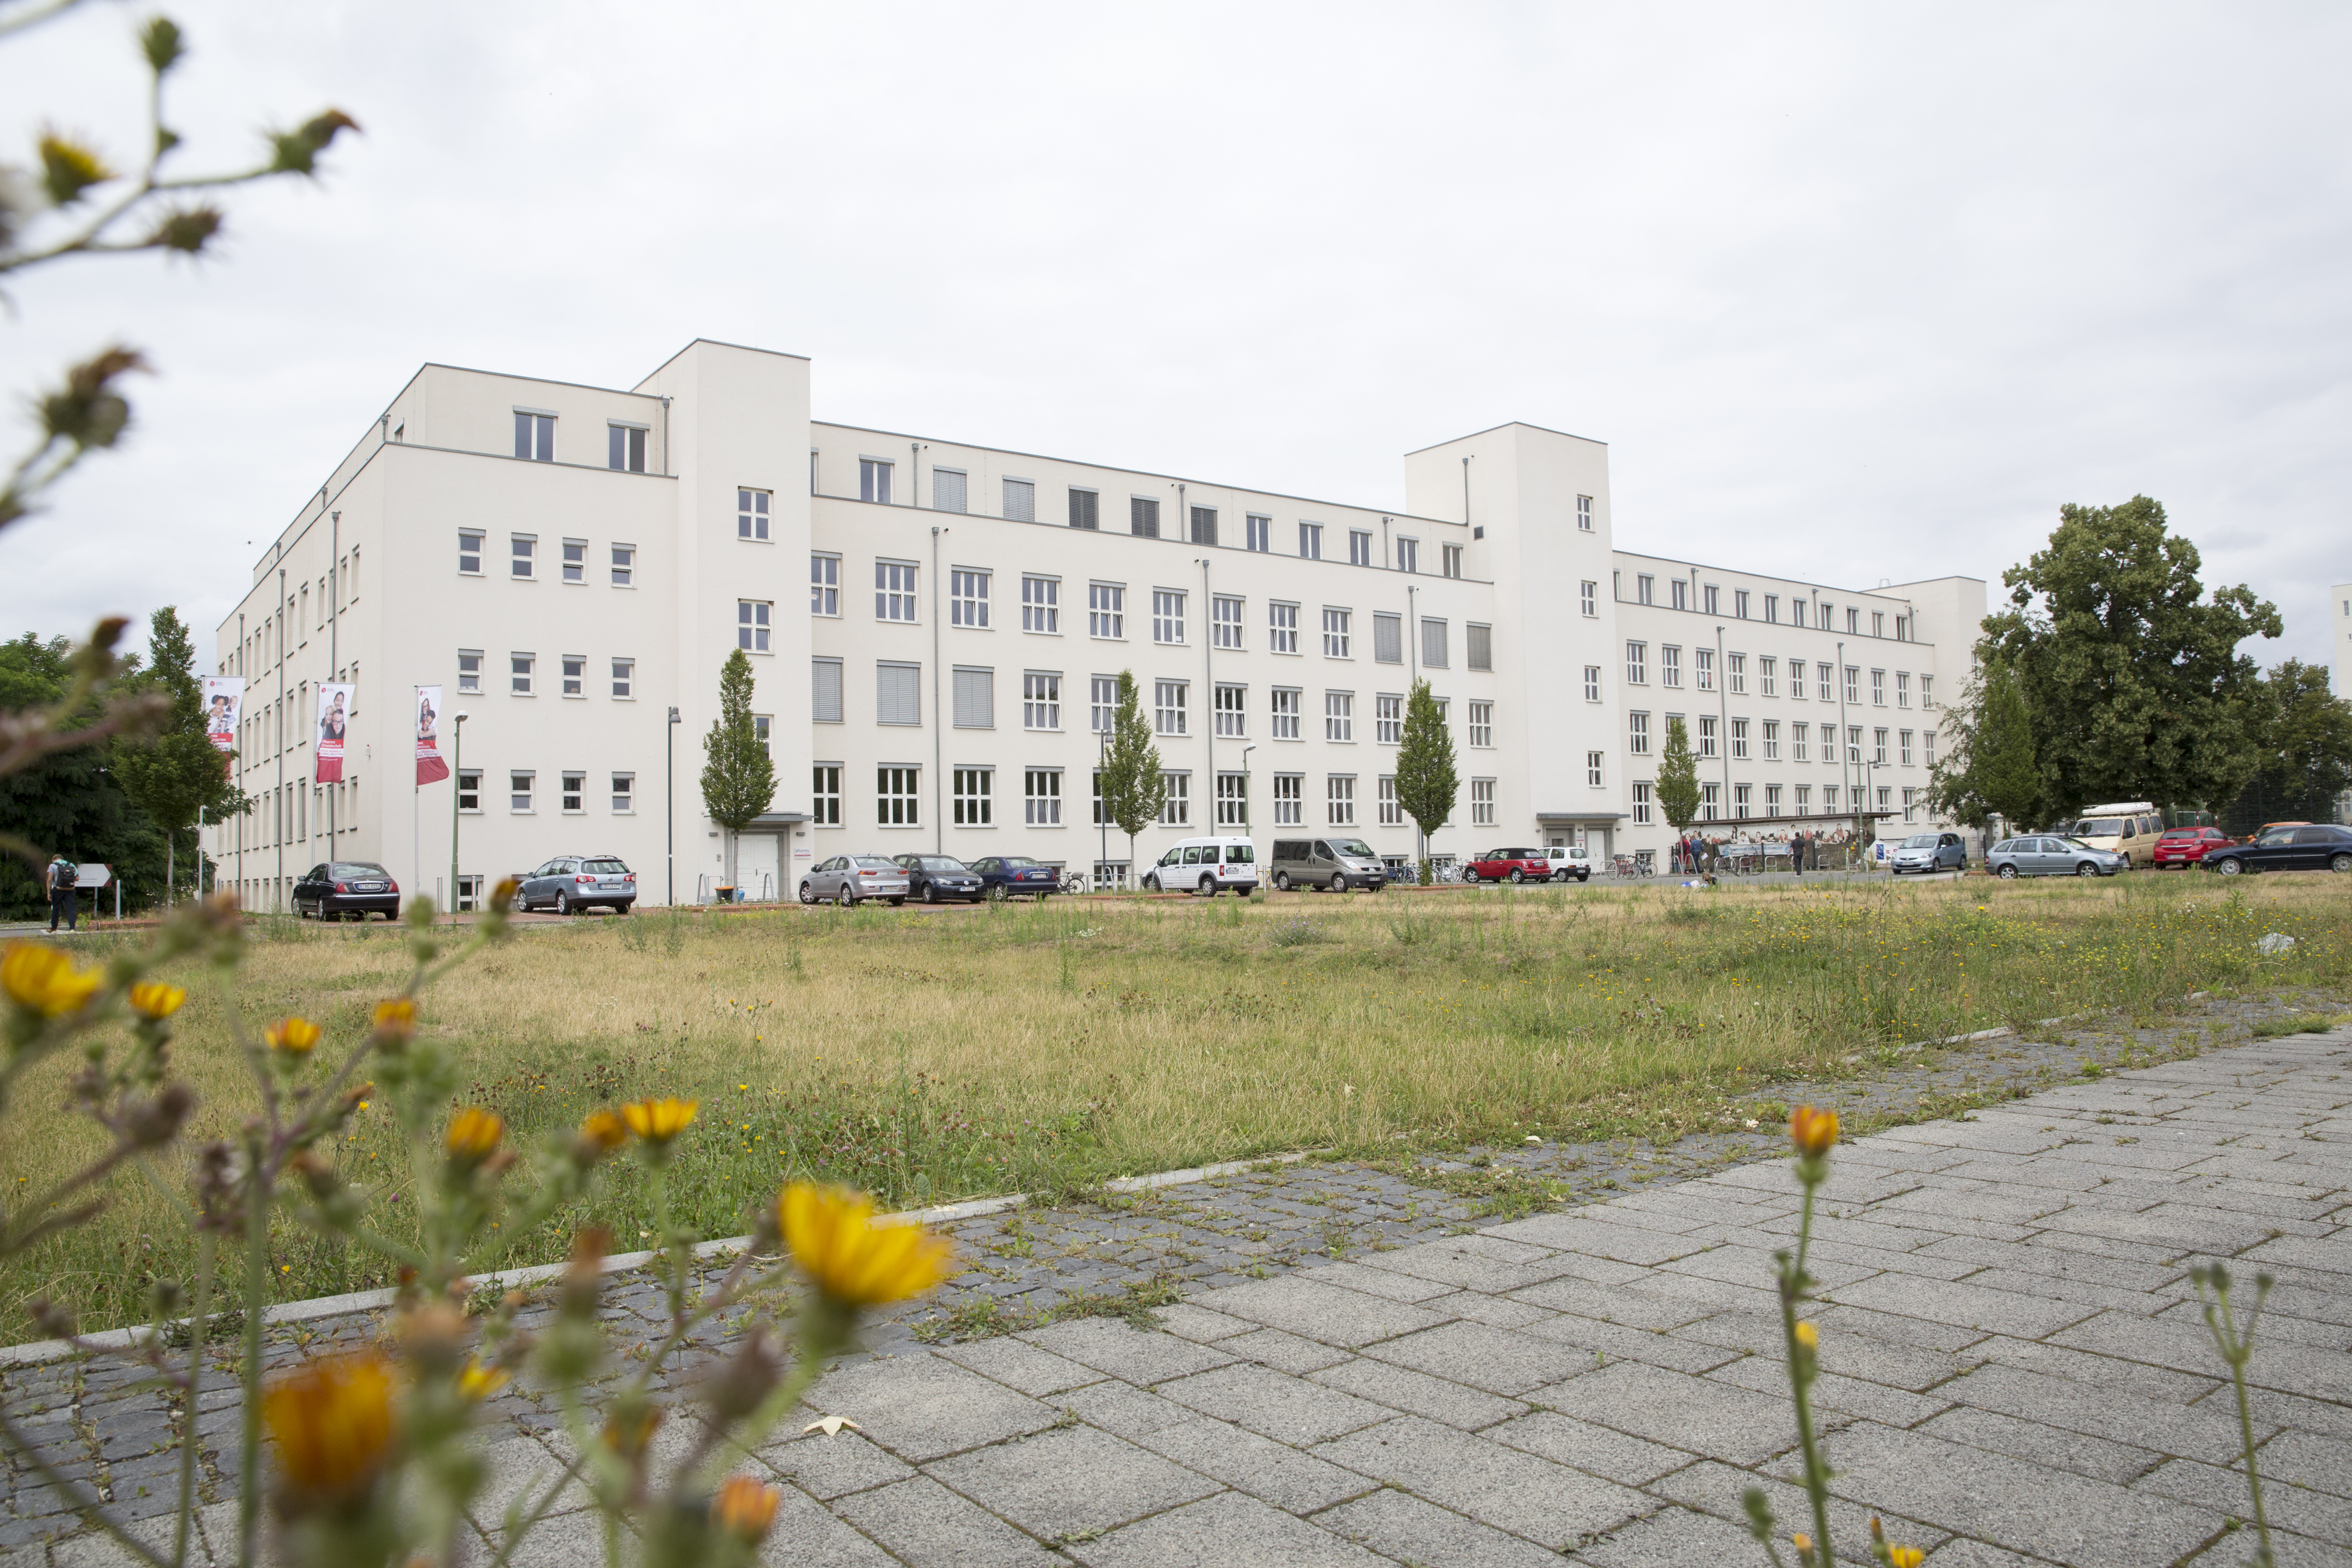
[1239,743,1255,838]
[667,706,682,907]
[449,712,467,922]
[1096,725,1109,890]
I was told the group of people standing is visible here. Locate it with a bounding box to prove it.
[1669,828,1851,878]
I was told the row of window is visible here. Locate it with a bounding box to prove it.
[1620,647,1931,708]
[1615,570,1913,639]
[1625,781,1930,824]
[456,651,634,699]
[511,410,653,473]
[456,769,637,815]
[1623,712,1936,767]
[809,765,1508,830]
[459,531,637,586]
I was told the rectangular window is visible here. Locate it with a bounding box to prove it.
[1902,787,1918,824]
[1273,773,1303,824]
[1583,665,1601,702]
[1269,602,1299,654]
[1322,608,1351,658]
[933,468,967,514]
[1327,775,1357,824]
[1091,769,1105,826]
[1820,601,1835,630]
[1850,608,1863,635]
[1022,576,1059,633]
[1672,580,1688,612]
[610,544,634,587]
[1421,618,1449,668]
[1764,783,1782,815]
[562,656,585,698]
[811,553,840,615]
[1067,488,1098,530]
[1848,725,1863,764]
[1190,506,1218,546]
[1632,781,1652,824]
[1587,751,1604,787]
[1091,675,1117,734]
[514,411,553,462]
[1900,729,1914,766]
[1695,648,1713,692]
[1443,543,1464,578]
[457,650,482,694]
[953,767,992,825]
[1763,720,1780,760]
[611,659,633,699]
[813,659,844,724]
[877,661,921,726]
[1373,613,1402,665]
[1468,701,1493,748]
[1735,589,1750,619]
[510,769,535,812]
[1735,783,1751,819]
[951,569,990,628]
[1701,781,1720,821]
[860,459,894,505]
[1152,589,1186,644]
[1395,537,1418,573]
[1215,682,1246,738]
[1705,585,1721,615]
[1818,663,1834,702]
[1271,688,1302,740]
[1298,522,1323,560]
[1627,641,1647,684]
[1154,680,1188,736]
[1699,715,1719,758]
[1845,666,1861,705]
[813,765,841,825]
[1629,711,1650,755]
[1874,728,1889,765]
[1760,656,1776,698]
[1004,478,1036,521]
[1089,583,1125,639]
[1731,717,1749,759]
[738,488,771,541]
[738,599,771,653]
[1576,494,1594,531]
[1026,769,1062,825]
[1470,778,1496,826]
[457,769,480,813]
[1921,676,1934,709]
[1764,594,1778,623]
[1638,574,1654,605]
[1375,693,1403,744]
[458,530,483,574]
[1348,530,1373,566]
[1871,669,1886,706]
[1794,783,1810,815]
[1324,691,1354,742]
[1158,772,1190,826]
[876,562,917,622]
[953,666,994,729]
[1727,653,1746,694]
[1824,785,1839,811]
[510,654,534,695]
[1662,646,1682,688]
[562,771,585,813]
[878,765,919,825]
[1212,595,1243,650]
[1872,611,1885,638]
[1245,514,1271,552]
[1793,721,1808,762]
[1128,495,1160,538]
[1579,582,1597,618]
[510,535,535,579]
[1377,775,1401,826]
[1023,672,1060,730]
[1925,731,1937,765]
[1897,670,1911,707]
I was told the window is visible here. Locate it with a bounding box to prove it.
[1215,682,1246,737]
[458,530,483,574]
[1298,522,1323,560]
[1377,775,1402,826]
[1155,680,1188,736]
[604,772,632,813]
[933,468,967,514]
[1695,649,1713,692]
[1152,589,1185,644]
[1794,784,1810,815]
[1190,506,1218,546]
[813,659,844,724]
[1375,693,1403,744]
[952,666,993,729]
[611,659,633,699]
[1820,601,1835,630]
[1637,574,1654,605]
[1847,726,1863,763]
[1763,720,1780,760]
[811,553,840,615]
[1761,657,1776,698]
[611,544,634,587]
[1897,671,1911,708]
[1764,594,1778,623]
[1626,642,1646,684]
[1871,669,1885,706]
[1587,751,1604,787]
[1849,608,1862,635]
[1004,478,1036,521]
[1632,781,1652,824]
[1468,701,1492,747]
[1022,576,1059,633]
[1824,785,1839,811]
[812,765,841,824]
[1900,730,1914,766]
[1322,609,1351,658]
[510,535,534,579]
[860,459,893,505]
[1873,611,1885,638]
[1921,676,1934,709]
[878,766,919,824]
[1877,785,1892,812]
[1026,769,1062,825]
[1212,595,1243,649]
[514,411,553,462]
[1023,672,1060,730]
[1273,773,1303,824]
[562,656,585,697]
[1895,615,1909,641]
[1765,783,1782,815]
[1373,613,1402,665]
[1699,715,1719,758]
[1874,728,1889,765]
[1845,666,1860,705]
[1327,775,1357,824]
[1583,665,1601,702]
[1903,787,1918,824]
[1091,675,1117,734]
[951,569,990,628]
[510,770,535,812]
[1421,618,1448,668]
[738,489,771,541]
[738,599,771,653]
[1704,585,1719,615]
[1395,537,1417,573]
[1159,772,1190,826]
[1320,690,1352,742]
[953,768,992,825]
[1470,779,1496,826]
[457,770,480,813]
[1727,654,1745,694]
[1245,514,1271,552]
[1091,770,1107,826]
[1818,663,1834,702]
[510,654,534,695]
[1443,544,1464,578]
[1348,530,1373,566]
[1792,720,1808,763]
[878,661,921,726]
[1662,646,1683,687]
[1271,688,1302,740]
[1735,783,1751,819]
[1089,583,1124,639]
[1701,781,1720,821]
[562,771,585,813]
[1629,711,1650,755]
[1577,494,1594,531]
[1269,602,1299,654]
[1579,582,1597,618]
[1735,589,1750,619]
[1672,580,1687,612]
[1731,718,1749,759]
[876,562,917,622]
[457,650,481,694]
[1924,731,1937,766]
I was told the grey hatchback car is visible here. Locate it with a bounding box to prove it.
[1891,832,1968,874]
[513,856,637,913]
[800,855,911,906]
[1986,836,2128,879]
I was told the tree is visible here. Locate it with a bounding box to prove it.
[1393,680,1457,882]
[1926,659,2040,832]
[0,632,168,917]
[1098,670,1163,880]
[1654,717,1701,859]
[112,607,249,902]
[2221,659,2352,834]
[698,649,774,897]
[1979,496,2281,819]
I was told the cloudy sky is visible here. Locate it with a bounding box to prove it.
[3,2,2347,677]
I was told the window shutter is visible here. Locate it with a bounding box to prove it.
[1373,614,1401,664]
[1003,479,1035,522]
[933,469,967,514]
[812,659,843,723]
[953,667,993,729]
[1421,619,1449,668]
[878,662,921,726]
[1467,624,1492,671]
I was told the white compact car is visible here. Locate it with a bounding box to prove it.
[1543,846,1593,883]
[1140,836,1260,896]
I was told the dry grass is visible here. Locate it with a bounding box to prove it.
[7,872,2347,1336]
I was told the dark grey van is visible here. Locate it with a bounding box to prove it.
[1269,837,1387,892]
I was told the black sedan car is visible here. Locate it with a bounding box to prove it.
[512,856,637,913]
[2203,823,2352,876]
[968,855,1059,900]
[893,854,986,903]
[293,861,400,920]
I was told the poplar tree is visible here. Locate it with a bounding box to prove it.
[698,649,774,898]
[113,606,249,902]
[1393,680,1457,884]
[1098,670,1163,881]
[1655,717,1702,850]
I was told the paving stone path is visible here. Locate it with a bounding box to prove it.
[5,1007,2349,1565]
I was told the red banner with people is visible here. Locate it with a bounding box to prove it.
[415,685,449,785]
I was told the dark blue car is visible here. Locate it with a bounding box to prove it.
[893,854,986,903]
[968,855,1058,900]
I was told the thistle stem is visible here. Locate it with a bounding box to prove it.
[237,1132,268,1567]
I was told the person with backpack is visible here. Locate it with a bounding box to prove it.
[46,853,78,932]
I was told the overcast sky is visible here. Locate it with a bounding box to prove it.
[3,2,2347,678]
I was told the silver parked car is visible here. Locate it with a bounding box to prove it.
[800,854,910,906]
[513,856,637,913]
[1891,831,1968,875]
[1985,835,2128,879]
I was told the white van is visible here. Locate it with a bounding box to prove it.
[1543,846,1593,883]
[2068,802,2161,869]
[1139,837,1260,896]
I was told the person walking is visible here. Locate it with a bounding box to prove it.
[1792,829,1806,880]
[46,853,78,932]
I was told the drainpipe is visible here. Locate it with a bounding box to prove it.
[911,442,926,507]
[275,568,286,911]
[931,526,945,852]
[1200,558,1214,826]
[328,512,339,862]
[660,397,671,476]
[1836,637,1856,856]
[235,610,244,895]
[1460,455,1472,526]
[1715,623,1731,826]
[1381,516,1391,570]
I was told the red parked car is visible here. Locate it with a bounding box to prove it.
[2151,826,2233,868]
[1464,848,1553,884]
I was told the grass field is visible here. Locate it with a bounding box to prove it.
[6,873,2349,1338]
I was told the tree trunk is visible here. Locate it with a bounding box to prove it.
[722,828,739,900]
[165,832,175,910]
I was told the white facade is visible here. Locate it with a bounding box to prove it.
[207,341,1978,909]
[2333,582,2352,700]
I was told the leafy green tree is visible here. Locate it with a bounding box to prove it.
[1393,680,1457,882]
[1098,670,1163,880]
[2221,659,2352,834]
[0,633,167,917]
[1979,496,2280,819]
[112,607,250,902]
[1655,718,1702,851]
[698,649,775,897]
[1926,659,2040,832]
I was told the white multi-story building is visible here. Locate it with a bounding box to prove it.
[206,339,1982,909]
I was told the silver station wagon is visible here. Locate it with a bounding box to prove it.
[1986,835,2128,879]
[800,855,911,907]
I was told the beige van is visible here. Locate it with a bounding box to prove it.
[2068,802,2163,868]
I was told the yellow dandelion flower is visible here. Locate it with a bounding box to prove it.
[266,1016,322,1056]
[370,997,416,1042]
[580,1109,628,1154]
[1788,1105,1839,1158]
[779,1182,955,1307]
[128,981,186,1020]
[620,1097,698,1144]
[457,1356,509,1401]
[714,1474,782,1541]
[1794,1320,1818,1350]
[444,1107,504,1164]
[262,1352,396,1500]
[2,941,102,1018]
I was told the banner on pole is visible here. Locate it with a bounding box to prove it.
[415,686,449,785]
[315,682,354,783]
[202,677,244,753]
